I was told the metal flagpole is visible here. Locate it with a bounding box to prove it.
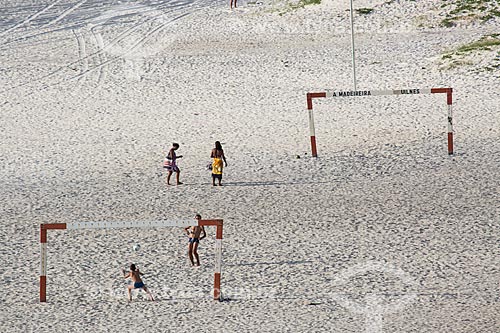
[349,0,357,90]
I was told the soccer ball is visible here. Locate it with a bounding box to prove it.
[133,244,141,252]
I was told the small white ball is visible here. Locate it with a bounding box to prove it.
[133,244,141,252]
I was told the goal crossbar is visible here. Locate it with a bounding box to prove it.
[306,87,454,157]
[40,219,223,302]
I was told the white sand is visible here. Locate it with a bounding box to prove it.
[0,0,499,332]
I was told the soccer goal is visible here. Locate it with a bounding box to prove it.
[40,218,223,302]
[306,88,454,157]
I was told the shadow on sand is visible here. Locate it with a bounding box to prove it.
[226,260,312,267]
[221,180,332,187]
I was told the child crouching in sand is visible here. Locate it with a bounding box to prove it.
[122,264,155,301]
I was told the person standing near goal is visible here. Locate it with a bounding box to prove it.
[210,141,227,186]
[164,142,183,185]
[184,214,206,266]
[122,264,155,301]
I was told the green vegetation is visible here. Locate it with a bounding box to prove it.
[294,0,321,8]
[456,34,500,53]
[275,0,321,15]
[385,0,415,4]
[481,9,500,22]
[443,34,500,57]
[440,34,500,71]
[441,18,456,28]
[439,0,500,26]
[356,8,374,15]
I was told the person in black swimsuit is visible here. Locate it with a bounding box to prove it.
[184,214,206,266]
[122,264,154,301]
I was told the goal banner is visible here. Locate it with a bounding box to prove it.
[66,220,195,230]
[326,88,432,98]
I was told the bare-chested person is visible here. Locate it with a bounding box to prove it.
[122,264,154,301]
[184,214,206,266]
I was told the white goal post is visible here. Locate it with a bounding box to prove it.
[306,88,454,157]
[40,218,223,302]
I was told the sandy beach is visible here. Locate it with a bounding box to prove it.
[0,0,499,332]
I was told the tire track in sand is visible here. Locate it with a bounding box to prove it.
[1,4,202,97]
[0,0,64,38]
[72,28,89,82]
[0,0,193,49]
[58,11,193,86]
[38,0,87,31]
[91,28,107,85]
[0,0,88,47]
[0,9,165,94]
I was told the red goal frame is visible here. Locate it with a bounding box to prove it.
[40,219,223,302]
[306,88,454,157]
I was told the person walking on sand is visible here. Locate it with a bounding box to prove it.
[164,142,183,185]
[231,0,237,9]
[122,264,155,301]
[211,141,227,186]
[184,214,206,266]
